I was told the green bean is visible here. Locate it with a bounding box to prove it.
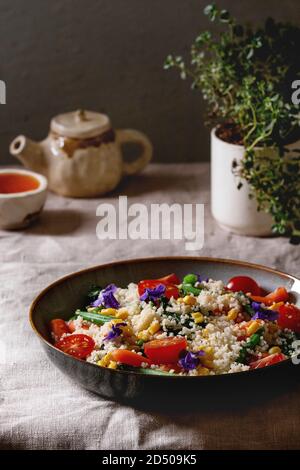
[181,284,201,296]
[135,368,175,376]
[243,303,255,316]
[237,347,248,364]
[237,327,264,363]
[183,274,198,285]
[120,366,174,376]
[248,332,262,348]
[75,310,113,325]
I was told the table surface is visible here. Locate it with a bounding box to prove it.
[1,163,300,450]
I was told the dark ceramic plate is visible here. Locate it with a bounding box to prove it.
[30,257,300,407]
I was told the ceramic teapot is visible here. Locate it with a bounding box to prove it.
[10,109,153,197]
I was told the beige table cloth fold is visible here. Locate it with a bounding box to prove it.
[0,164,299,450]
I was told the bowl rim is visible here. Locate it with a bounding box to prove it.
[29,256,300,380]
[0,168,48,198]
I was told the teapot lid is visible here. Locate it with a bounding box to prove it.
[51,109,111,139]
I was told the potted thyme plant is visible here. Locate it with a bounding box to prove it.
[165,4,300,241]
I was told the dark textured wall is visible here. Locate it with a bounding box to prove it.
[0,0,299,164]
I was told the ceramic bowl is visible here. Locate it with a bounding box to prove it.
[30,257,300,407]
[0,168,47,230]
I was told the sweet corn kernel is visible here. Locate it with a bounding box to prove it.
[201,359,214,369]
[203,346,214,359]
[97,353,111,367]
[148,320,160,335]
[183,295,197,306]
[137,330,150,341]
[202,328,209,338]
[246,320,261,336]
[122,325,133,337]
[268,346,281,354]
[227,308,238,321]
[192,312,204,324]
[268,302,284,311]
[111,318,127,325]
[115,308,129,319]
[197,366,210,376]
[200,347,214,368]
[108,361,117,369]
[101,308,117,316]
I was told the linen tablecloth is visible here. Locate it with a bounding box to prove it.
[0,163,299,450]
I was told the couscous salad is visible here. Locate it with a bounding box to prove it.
[49,273,300,376]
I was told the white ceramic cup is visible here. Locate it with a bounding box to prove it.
[0,168,48,230]
[211,128,273,236]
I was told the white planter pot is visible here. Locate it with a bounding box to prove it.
[211,128,273,236]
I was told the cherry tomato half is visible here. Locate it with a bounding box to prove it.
[227,276,261,296]
[50,319,70,342]
[277,303,300,334]
[110,349,151,367]
[138,274,179,300]
[55,334,95,359]
[251,287,289,305]
[157,273,180,285]
[249,352,286,369]
[144,337,187,364]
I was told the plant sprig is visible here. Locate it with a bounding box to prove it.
[164,4,300,240]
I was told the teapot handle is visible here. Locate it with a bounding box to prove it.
[116,129,153,176]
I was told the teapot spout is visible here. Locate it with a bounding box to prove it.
[10,135,45,173]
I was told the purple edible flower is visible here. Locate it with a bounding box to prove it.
[251,301,262,310]
[92,284,120,309]
[140,284,166,302]
[104,322,127,341]
[178,350,205,371]
[251,300,279,321]
[252,309,279,321]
